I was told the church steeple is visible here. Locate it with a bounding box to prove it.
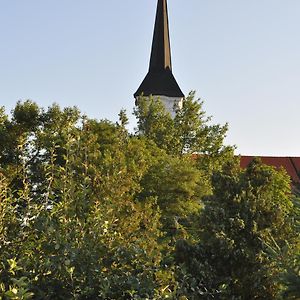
[134,0,184,100]
[149,0,172,72]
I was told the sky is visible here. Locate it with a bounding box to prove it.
[0,0,300,156]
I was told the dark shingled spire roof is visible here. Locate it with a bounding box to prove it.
[134,0,184,98]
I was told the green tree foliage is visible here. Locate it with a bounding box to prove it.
[134,93,234,233]
[139,156,203,227]
[279,196,300,299]
[0,97,298,299]
[0,102,171,299]
[134,92,232,157]
[176,159,297,299]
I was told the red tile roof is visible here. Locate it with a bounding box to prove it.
[191,154,300,184]
[240,156,300,184]
[290,157,300,175]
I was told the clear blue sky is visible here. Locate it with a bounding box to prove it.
[1,0,300,156]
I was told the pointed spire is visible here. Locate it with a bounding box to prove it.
[134,0,184,98]
[149,0,172,72]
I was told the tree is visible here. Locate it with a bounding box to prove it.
[0,101,175,299]
[279,196,300,299]
[176,159,297,299]
[134,92,235,237]
[138,154,206,239]
[134,92,232,157]
[1,98,297,299]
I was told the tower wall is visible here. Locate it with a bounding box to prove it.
[155,95,183,117]
[136,95,183,118]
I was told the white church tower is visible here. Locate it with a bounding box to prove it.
[134,0,184,116]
